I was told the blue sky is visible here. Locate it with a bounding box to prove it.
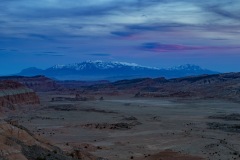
[0,0,240,75]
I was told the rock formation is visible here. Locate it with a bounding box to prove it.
[0,75,60,92]
[83,72,240,101]
[0,81,40,109]
[0,119,90,160]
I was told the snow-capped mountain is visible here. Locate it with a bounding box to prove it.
[50,60,159,70]
[18,61,217,81]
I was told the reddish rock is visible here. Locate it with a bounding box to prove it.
[0,75,60,92]
[0,81,40,108]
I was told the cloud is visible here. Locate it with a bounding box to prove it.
[35,53,65,56]
[141,42,240,52]
[211,8,240,20]
[111,31,136,37]
[15,5,119,19]
[0,20,6,24]
[203,2,240,20]
[0,48,18,54]
[110,23,192,39]
[88,53,111,57]
[126,23,185,32]
[1,0,240,41]
[202,1,240,21]
[43,51,57,54]
[1,0,240,63]
[28,34,54,41]
[57,47,72,49]
[2,1,132,20]
[211,38,229,41]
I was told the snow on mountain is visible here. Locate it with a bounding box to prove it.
[18,61,218,80]
[50,60,160,70]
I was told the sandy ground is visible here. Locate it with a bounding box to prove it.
[6,93,240,160]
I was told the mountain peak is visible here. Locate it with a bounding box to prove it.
[18,61,218,80]
[51,61,159,70]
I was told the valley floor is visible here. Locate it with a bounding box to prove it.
[4,93,240,160]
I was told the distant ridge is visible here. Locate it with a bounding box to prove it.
[82,72,240,101]
[1,72,240,101]
[18,60,218,81]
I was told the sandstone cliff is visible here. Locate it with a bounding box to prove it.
[0,75,60,92]
[0,81,40,109]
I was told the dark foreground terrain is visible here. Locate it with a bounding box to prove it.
[1,94,240,160]
[0,73,240,160]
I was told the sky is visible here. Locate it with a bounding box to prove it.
[0,0,240,75]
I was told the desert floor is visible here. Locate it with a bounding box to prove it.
[7,93,240,160]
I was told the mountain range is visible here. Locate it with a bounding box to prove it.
[18,60,217,81]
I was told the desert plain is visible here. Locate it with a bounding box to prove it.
[3,91,240,160]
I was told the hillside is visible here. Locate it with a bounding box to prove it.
[83,72,240,101]
[2,72,240,101]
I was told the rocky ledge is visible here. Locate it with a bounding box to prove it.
[0,81,40,109]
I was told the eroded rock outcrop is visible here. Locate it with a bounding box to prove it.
[0,81,39,109]
[0,120,79,160]
[0,75,60,92]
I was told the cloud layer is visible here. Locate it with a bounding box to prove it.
[141,43,240,52]
[0,0,240,73]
